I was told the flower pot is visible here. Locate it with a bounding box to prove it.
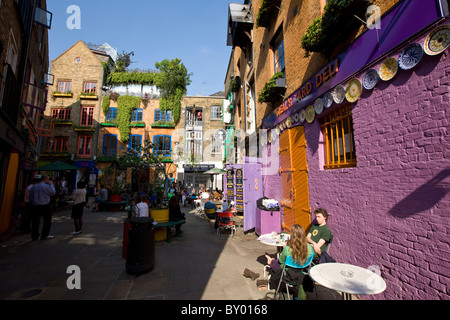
[150,208,169,241]
[109,194,122,212]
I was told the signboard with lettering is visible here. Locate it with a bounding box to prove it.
[226,169,234,199]
[235,168,244,211]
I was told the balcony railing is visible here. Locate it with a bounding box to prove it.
[22,82,48,111]
[36,115,54,138]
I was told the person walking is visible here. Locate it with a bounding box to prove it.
[70,181,87,235]
[28,175,56,240]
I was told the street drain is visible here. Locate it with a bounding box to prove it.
[22,289,43,299]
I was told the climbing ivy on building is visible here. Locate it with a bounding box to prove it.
[116,95,142,142]
[154,58,192,124]
[102,95,110,115]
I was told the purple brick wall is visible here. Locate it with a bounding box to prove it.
[263,30,449,299]
[305,46,450,299]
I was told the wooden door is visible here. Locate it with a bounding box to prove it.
[279,126,311,233]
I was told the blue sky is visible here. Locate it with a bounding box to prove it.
[47,0,232,96]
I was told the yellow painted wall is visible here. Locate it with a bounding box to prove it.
[0,152,19,234]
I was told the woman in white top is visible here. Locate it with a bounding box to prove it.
[71,181,87,235]
[134,194,149,217]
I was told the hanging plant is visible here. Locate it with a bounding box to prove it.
[258,72,285,103]
[301,0,370,57]
[230,76,241,93]
[116,95,142,142]
[107,72,157,85]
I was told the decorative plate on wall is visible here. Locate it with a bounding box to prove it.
[306,105,315,123]
[314,98,324,115]
[322,92,333,108]
[362,69,379,90]
[345,79,362,103]
[379,57,398,81]
[286,117,292,128]
[424,25,450,55]
[398,43,423,70]
[333,85,346,104]
[300,109,306,123]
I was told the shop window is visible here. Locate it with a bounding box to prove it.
[77,135,92,157]
[80,106,94,126]
[321,105,356,169]
[131,108,143,122]
[51,108,71,120]
[105,107,118,121]
[102,134,117,156]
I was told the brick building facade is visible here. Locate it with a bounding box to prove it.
[174,94,226,190]
[42,40,111,191]
[0,0,51,235]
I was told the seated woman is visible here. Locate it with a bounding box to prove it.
[265,224,314,292]
[169,195,185,235]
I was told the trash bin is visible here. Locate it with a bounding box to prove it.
[256,197,281,236]
[126,217,155,275]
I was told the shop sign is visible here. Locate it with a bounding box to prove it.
[276,58,339,118]
[75,161,94,169]
[235,168,244,211]
[226,169,234,198]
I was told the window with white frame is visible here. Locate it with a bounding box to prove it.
[210,135,223,155]
[210,106,222,120]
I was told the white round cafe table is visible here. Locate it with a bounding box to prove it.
[310,263,387,300]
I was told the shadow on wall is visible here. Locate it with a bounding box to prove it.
[389,167,450,218]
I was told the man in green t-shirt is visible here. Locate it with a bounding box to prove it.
[307,208,332,259]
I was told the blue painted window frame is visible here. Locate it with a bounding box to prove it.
[105,108,118,121]
[128,134,142,155]
[131,108,143,122]
[102,134,118,156]
[153,135,171,157]
[154,109,173,122]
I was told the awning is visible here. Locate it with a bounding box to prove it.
[35,161,78,171]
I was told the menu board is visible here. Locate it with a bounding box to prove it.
[235,168,244,211]
[226,169,234,199]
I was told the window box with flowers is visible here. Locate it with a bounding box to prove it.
[151,121,175,128]
[230,76,241,93]
[256,0,281,28]
[52,119,73,126]
[130,121,146,128]
[79,93,99,100]
[73,125,96,132]
[258,72,286,103]
[52,91,73,98]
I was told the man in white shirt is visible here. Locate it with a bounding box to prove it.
[134,195,149,217]
[29,175,56,240]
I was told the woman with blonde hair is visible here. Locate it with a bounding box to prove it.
[266,224,313,271]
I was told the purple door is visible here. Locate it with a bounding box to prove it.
[243,157,264,231]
